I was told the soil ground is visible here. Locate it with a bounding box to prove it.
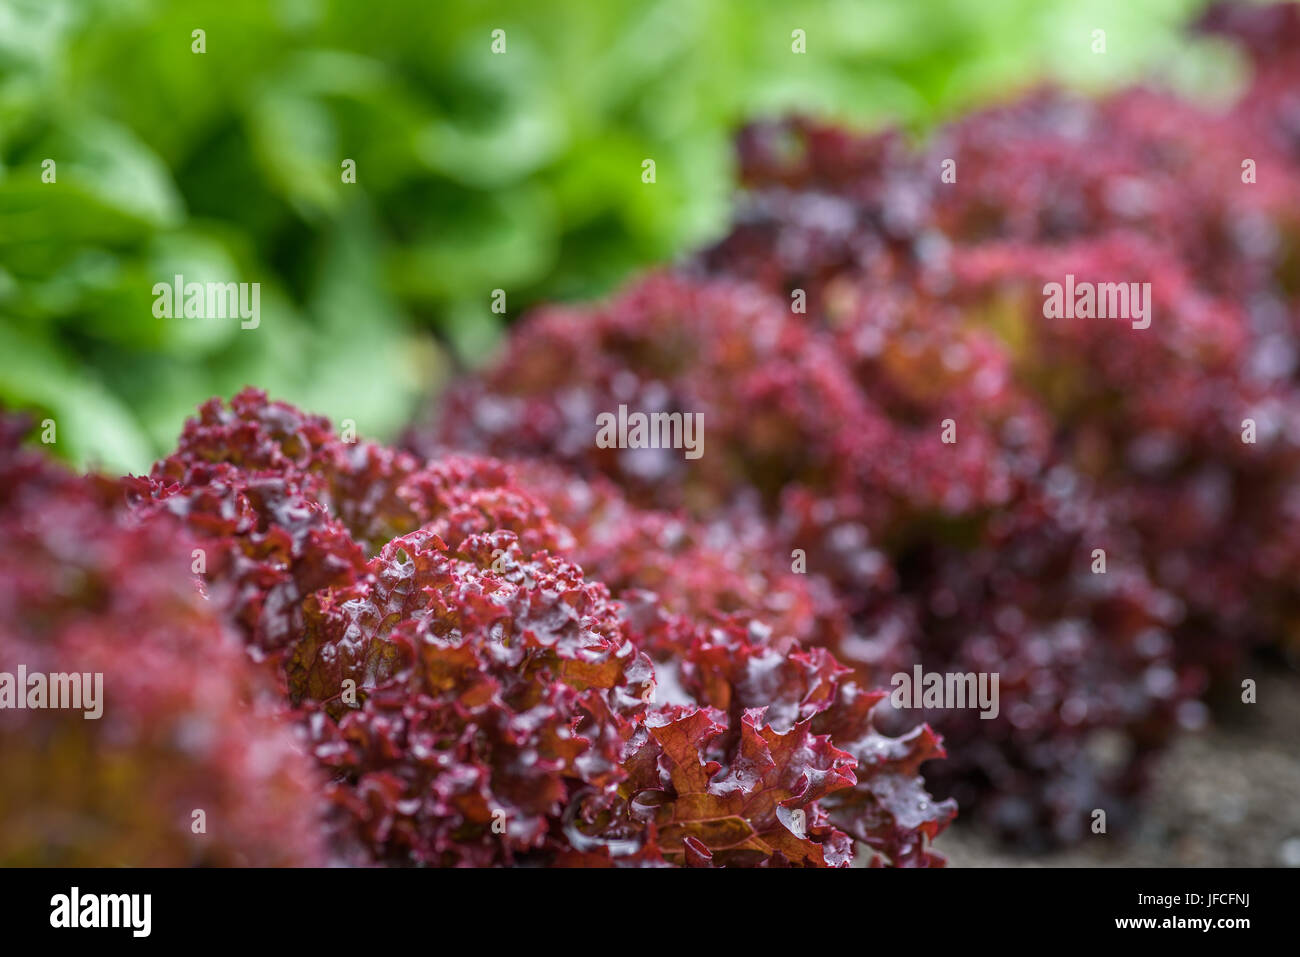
[933,662,1300,867]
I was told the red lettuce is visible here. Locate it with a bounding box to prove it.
[121,389,952,866]
[0,416,325,866]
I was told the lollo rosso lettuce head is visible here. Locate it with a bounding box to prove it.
[410,264,1196,846]
[122,389,953,866]
[0,415,326,866]
[693,2,1300,680]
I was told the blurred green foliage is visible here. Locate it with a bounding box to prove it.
[0,0,1232,472]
